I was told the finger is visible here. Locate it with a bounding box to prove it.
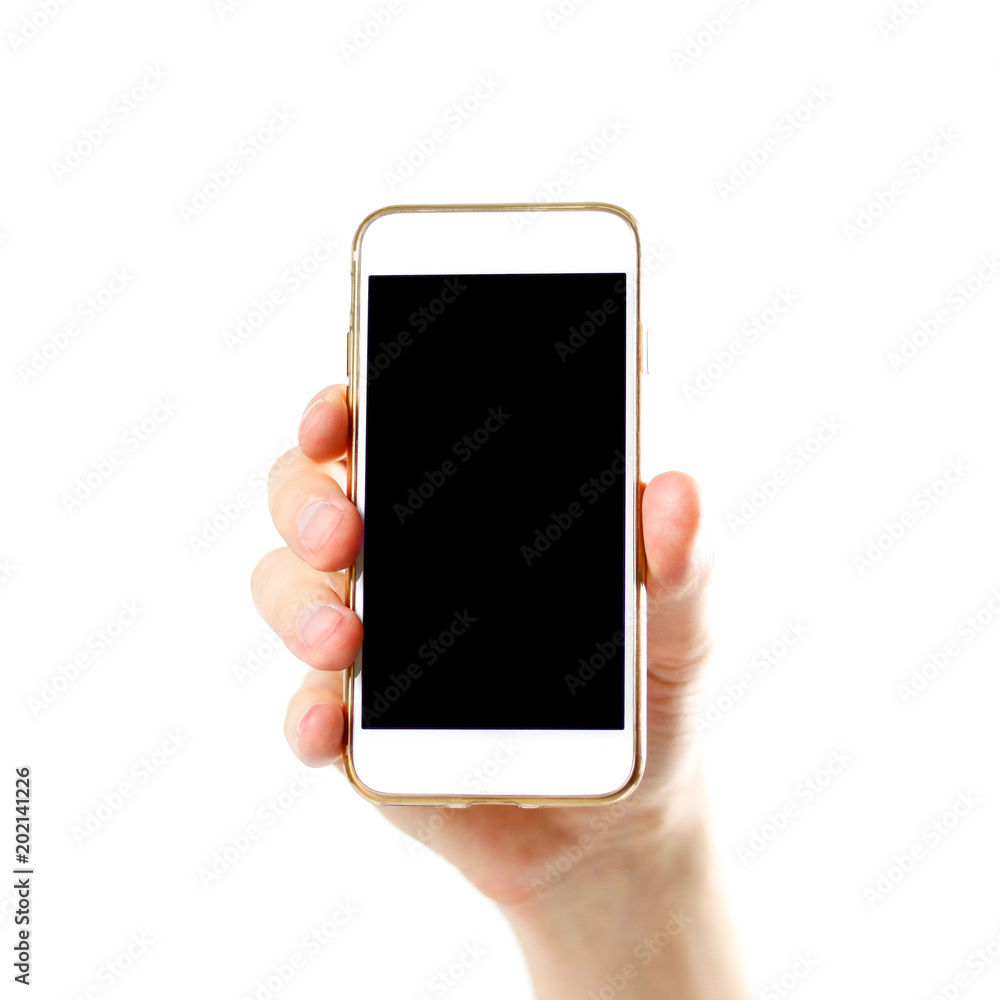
[284,668,346,767]
[298,384,350,463]
[251,546,363,670]
[268,446,363,572]
[641,472,713,682]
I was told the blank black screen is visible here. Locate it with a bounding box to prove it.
[360,272,626,729]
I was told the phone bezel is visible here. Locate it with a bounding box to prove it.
[344,203,645,806]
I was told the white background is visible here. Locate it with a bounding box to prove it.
[2,1,999,997]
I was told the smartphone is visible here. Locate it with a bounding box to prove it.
[344,203,645,806]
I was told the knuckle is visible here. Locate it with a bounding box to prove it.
[268,446,303,493]
[250,548,284,607]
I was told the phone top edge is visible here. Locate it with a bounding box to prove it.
[351,202,641,261]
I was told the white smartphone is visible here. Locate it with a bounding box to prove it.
[344,203,645,806]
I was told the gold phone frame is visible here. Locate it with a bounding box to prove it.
[343,202,645,807]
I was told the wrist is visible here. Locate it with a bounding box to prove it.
[499,762,751,1000]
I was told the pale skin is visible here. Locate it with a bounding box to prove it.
[251,384,752,999]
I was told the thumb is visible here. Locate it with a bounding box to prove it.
[641,471,714,685]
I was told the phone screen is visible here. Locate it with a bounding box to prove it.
[360,272,626,729]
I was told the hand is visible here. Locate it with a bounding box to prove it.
[251,384,750,999]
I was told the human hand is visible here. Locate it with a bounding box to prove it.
[251,384,749,998]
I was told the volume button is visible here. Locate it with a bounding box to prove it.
[346,329,354,376]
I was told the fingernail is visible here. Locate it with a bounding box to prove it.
[298,501,343,555]
[298,602,348,648]
[297,701,333,738]
[299,395,326,433]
